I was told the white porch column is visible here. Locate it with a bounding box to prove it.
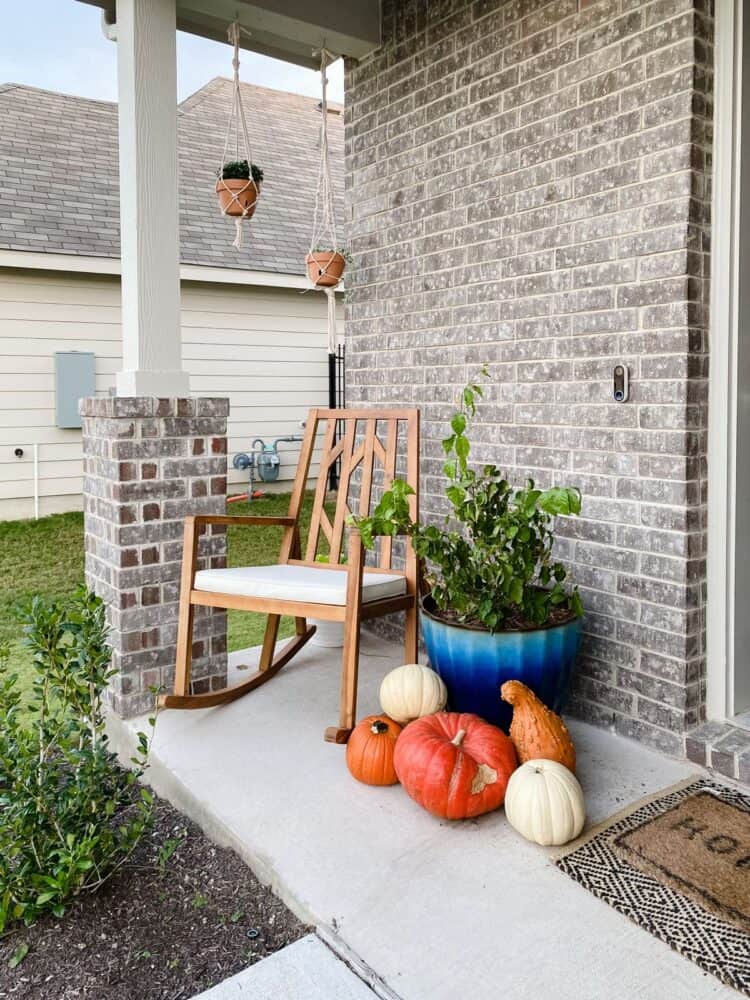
[115,0,189,397]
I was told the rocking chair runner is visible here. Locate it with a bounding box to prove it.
[158,407,420,743]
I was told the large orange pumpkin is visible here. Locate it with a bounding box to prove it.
[394,712,517,820]
[500,680,576,773]
[346,715,402,786]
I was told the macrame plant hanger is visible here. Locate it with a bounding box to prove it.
[216,20,258,250]
[309,46,340,355]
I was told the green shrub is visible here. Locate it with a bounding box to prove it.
[220,159,264,183]
[0,589,153,931]
[355,368,584,633]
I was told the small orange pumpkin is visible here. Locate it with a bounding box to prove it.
[501,680,576,774]
[346,715,402,786]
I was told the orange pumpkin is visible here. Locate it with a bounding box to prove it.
[500,680,576,773]
[346,715,402,786]
[394,712,517,820]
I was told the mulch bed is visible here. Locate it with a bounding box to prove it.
[0,800,309,1000]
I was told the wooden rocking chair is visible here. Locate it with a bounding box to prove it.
[159,408,420,743]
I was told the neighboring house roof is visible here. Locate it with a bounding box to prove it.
[0,78,344,276]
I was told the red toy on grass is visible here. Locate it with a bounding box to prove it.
[394,712,517,820]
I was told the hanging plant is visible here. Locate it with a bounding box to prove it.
[306,48,346,354]
[214,22,261,249]
[216,159,264,218]
[305,247,350,287]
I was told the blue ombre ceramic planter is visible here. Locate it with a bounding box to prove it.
[420,597,583,731]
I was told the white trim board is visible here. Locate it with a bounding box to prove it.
[0,250,329,291]
[706,0,742,720]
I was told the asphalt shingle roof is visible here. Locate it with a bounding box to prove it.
[0,78,344,276]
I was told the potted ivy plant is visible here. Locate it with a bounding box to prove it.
[305,247,350,288]
[216,159,263,218]
[354,370,584,731]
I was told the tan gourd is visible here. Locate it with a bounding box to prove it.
[500,680,576,774]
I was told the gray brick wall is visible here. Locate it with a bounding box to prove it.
[81,396,229,717]
[344,0,713,755]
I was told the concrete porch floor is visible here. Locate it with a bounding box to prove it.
[113,634,735,1000]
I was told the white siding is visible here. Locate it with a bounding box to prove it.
[0,268,339,519]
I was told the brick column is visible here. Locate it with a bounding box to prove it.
[81,397,229,717]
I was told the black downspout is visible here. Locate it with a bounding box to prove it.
[328,352,339,490]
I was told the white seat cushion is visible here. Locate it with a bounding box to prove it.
[193,564,407,606]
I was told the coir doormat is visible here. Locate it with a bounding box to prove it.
[555,778,750,996]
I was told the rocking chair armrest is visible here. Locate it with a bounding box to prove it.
[189,514,296,528]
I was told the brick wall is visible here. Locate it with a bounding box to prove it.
[344,0,713,754]
[81,397,229,717]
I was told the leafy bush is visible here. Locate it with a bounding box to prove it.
[355,369,584,633]
[220,159,264,183]
[0,589,153,932]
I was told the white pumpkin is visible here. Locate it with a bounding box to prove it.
[379,663,447,724]
[504,759,585,846]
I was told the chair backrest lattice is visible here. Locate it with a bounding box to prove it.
[294,408,419,571]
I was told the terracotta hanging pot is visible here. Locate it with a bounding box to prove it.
[306,250,346,288]
[216,177,260,218]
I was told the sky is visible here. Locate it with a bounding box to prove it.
[0,0,345,104]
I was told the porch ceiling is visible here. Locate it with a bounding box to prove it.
[77,0,381,68]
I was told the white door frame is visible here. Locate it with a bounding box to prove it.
[707,0,743,719]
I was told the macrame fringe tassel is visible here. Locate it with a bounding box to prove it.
[326,287,337,355]
[232,218,243,250]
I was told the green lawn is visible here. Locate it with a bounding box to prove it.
[0,493,326,684]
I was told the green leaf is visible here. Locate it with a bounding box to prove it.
[571,591,584,618]
[455,436,470,461]
[9,943,29,969]
[446,486,465,508]
[538,487,582,516]
[451,413,466,435]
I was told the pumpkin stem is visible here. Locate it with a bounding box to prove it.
[451,728,466,747]
[370,720,389,735]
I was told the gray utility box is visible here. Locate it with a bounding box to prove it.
[55,352,96,429]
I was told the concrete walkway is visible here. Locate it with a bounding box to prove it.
[112,634,735,1000]
[194,935,377,999]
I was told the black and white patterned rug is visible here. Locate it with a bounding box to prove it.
[556,778,750,996]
